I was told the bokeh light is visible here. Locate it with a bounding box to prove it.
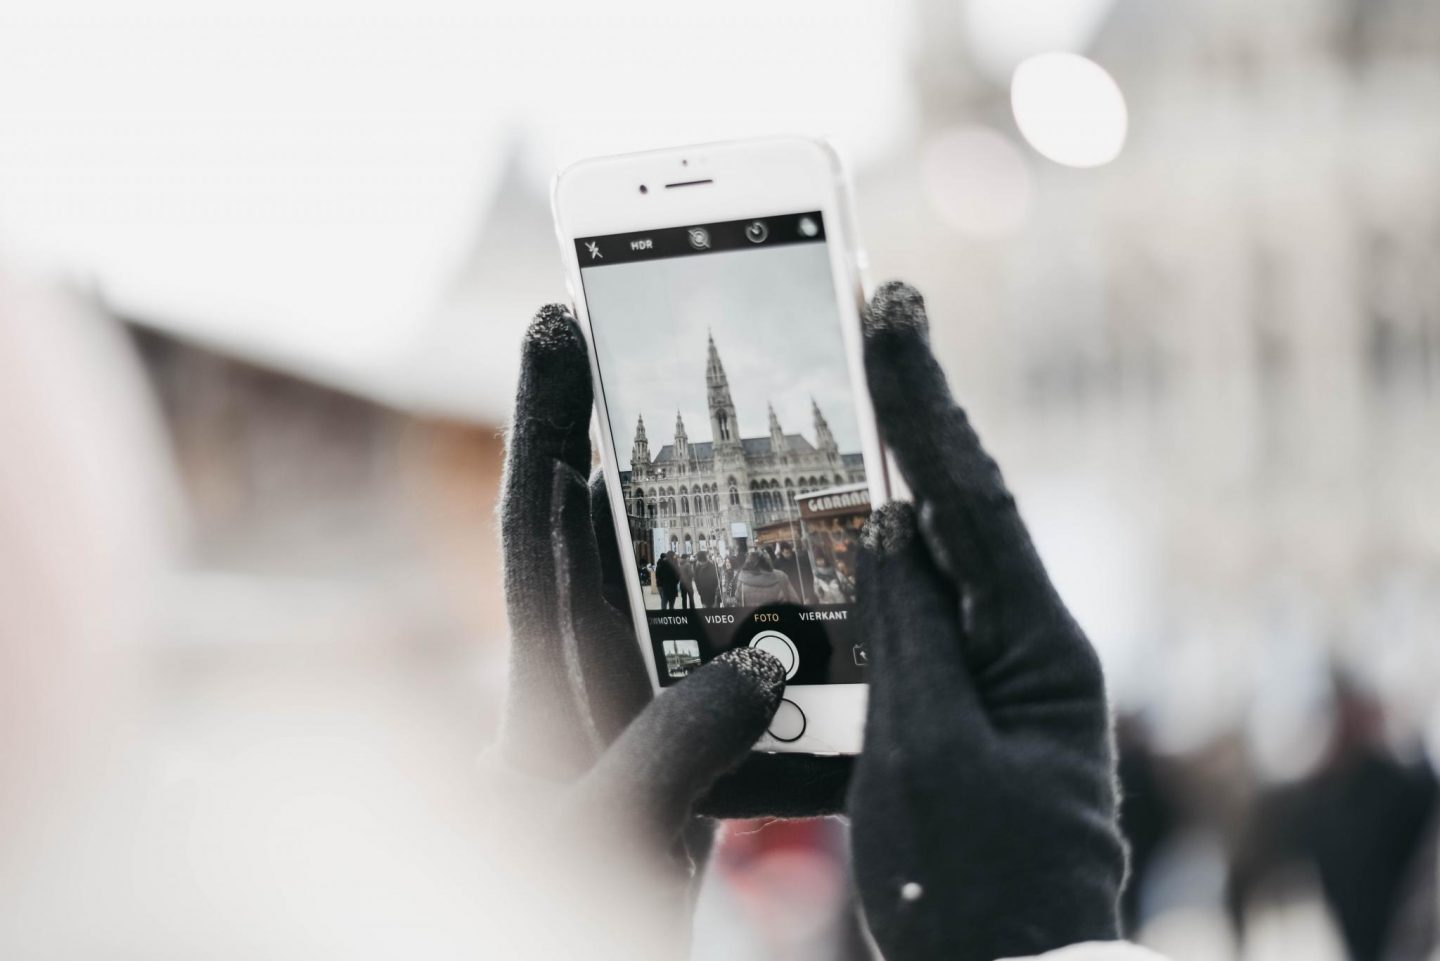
[920,124,1034,237]
[1010,52,1127,168]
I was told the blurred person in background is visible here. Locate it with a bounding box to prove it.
[833,557,856,604]
[721,554,741,607]
[695,550,721,608]
[812,549,845,605]
[1113,678,1440,961]
[775,542,815,606]
[678,552,697,610]
[737,549,800,606]
[657,550,681,610]
[1227,674,1438,961]
[1115,715,1184,937]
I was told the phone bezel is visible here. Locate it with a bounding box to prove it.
[551,137,885,754]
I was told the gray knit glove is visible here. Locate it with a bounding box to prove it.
[849,282,1128,961]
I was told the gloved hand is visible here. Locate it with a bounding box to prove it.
[488,303,851,957]
[498,302,853,819]
[849,282,1128,961]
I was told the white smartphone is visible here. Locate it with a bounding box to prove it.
[552,137,887,754]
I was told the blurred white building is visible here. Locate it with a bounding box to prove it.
[874,0,1440,750]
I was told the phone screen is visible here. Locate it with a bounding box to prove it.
[577,211,870,687]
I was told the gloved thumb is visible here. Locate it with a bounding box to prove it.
[514,649,784,961]
[562,648,786,850]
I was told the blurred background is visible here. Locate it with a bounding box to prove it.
[2,0,1438,958]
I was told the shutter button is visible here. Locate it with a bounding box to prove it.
[749,630,799,680]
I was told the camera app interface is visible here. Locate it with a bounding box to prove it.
[578,212,869,687]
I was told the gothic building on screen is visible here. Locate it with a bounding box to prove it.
[620,334,865,561]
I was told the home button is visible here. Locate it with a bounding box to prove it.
[768,698,806,743]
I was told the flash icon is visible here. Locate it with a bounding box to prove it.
[585,241,602,260]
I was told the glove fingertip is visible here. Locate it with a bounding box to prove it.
[525,302,582,353]
[710,647,786,716]
[864,280,929,341]
[518,303,591,413]
[509,304,595,479]
[862,501,918,557]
